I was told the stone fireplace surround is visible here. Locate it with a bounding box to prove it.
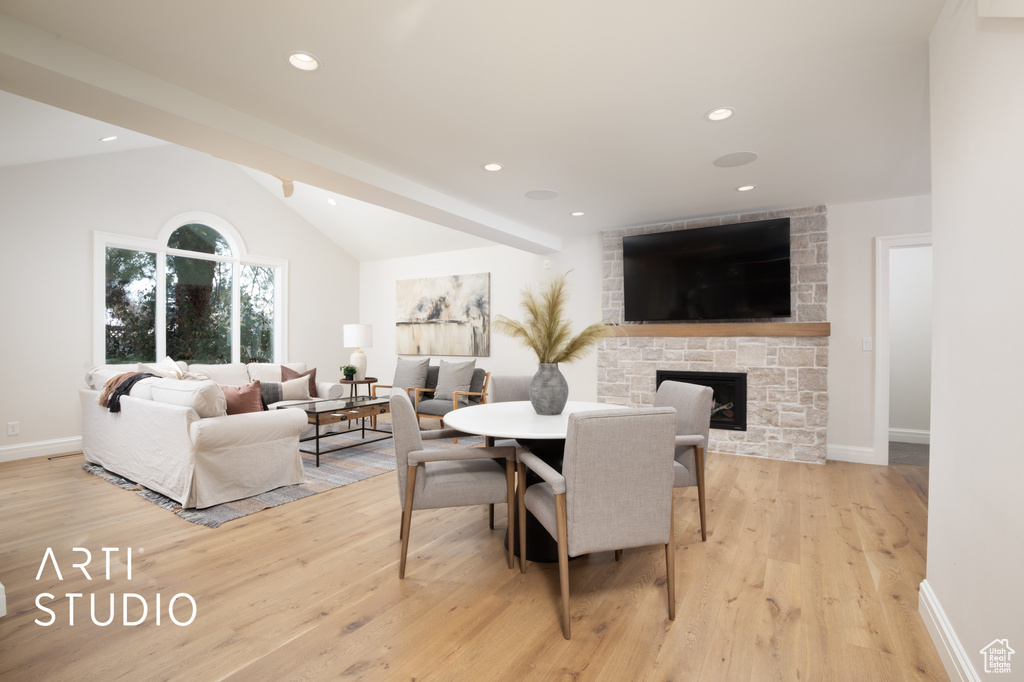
[597,206,829,463]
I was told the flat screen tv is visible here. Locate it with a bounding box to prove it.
[622,218,791,322]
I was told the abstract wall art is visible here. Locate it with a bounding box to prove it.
[395,273,490,356]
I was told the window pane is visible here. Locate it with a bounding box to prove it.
[166,255,232,363]
[105,247,156,364]
[167,223,232,257]
[240,264,276,363]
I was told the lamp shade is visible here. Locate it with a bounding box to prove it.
[343,324,373,348]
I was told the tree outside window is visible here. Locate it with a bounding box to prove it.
[240,264,275,363]
[100,219,282,365]
[105,248,156,363]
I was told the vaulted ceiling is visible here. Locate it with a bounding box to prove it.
[0,1,942,258]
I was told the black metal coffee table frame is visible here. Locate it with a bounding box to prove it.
[286,397,392,466]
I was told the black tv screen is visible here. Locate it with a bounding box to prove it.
[622,218,791,322]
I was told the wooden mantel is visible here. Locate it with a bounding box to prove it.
[608,322,831,338]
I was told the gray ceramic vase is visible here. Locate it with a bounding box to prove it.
[530,363,569,415]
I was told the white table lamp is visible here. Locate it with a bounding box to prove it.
[343,324,373,381]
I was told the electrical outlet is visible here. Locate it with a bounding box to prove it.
[861,337,873,352]
[7,422,19,436]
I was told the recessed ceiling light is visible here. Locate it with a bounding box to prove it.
[525,189,559,201]
[482,163,503,172]
[714,151,759,167]
[570,211,585,217]
[737,185,757,192]
[326,198,338,206]
[705,107,734,121]
[288,52,321,71]
[99,135,118,142]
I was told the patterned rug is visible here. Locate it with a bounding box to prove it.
[82,429,473,528]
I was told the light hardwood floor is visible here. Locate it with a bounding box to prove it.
[0,451,944,681]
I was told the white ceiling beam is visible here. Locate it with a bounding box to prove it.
[977,0,1024,18]
[0,13,561,254]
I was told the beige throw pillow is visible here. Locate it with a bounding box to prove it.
[138,356,184,379]
[281,365,317,398]
[281,376,312,401]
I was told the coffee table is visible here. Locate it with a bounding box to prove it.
[285,396,391,466]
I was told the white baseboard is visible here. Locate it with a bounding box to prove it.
[889,428,931,445]
[919,579,980,682]
[0,436,82,463]
[826,444,882,465]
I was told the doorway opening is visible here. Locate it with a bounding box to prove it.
[874,233,933,467]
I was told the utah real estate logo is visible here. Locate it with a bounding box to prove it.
[980,639,1014,675]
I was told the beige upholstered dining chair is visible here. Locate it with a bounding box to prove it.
[654,380,714,541]
[516,407,678,639]
[390,390,516,578]
[488,374,532,404]
[486,374,532,451]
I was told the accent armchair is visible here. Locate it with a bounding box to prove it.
[516,407,678,639]
[390,390,515,578]
[654,380,714,541]
[412,365,490,427]
[372,359,490,431]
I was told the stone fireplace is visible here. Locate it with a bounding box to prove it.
[656,370,747,431]
[597,205,830,463]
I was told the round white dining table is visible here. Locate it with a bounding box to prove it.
[443,400,627,563]
[443,400,622,441]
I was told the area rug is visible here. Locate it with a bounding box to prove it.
[82,429,471,528]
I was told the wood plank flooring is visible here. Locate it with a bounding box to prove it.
[0,451,946,681]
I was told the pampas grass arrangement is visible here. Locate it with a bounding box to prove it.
[494,272,608,364]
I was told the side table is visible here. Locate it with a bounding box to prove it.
[338,377,377,399]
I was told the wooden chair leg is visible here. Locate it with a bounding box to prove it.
[489,503,495,529]
[517,460,527,573]
[666,496,676,620]
[614,549,623,561]
[555,493,571,639]
[399,466,417,579]
[695,445,707,541]
[505,459,515,569]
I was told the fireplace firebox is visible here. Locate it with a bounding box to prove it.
[656,370,747,431]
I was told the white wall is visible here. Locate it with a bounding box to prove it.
[360,197,936,462]
[825,195,932,459]
[922,1,1024,677]
[889,246,932,440]
[0,145,359,461]
[358,234,604,400]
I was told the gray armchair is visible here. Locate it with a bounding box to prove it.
[654,380,714,541]
[390,390,515,578]
[516,407,678,639]
[412,365,490,427]
[372,360,490,440]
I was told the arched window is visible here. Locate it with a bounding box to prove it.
[96,213,286,365]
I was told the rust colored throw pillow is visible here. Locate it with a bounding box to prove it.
[282,366,317,398]
[221,380,263,415]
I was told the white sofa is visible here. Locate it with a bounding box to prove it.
[81,361,347,509]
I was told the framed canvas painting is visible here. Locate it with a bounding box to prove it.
[395,273,490,356]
